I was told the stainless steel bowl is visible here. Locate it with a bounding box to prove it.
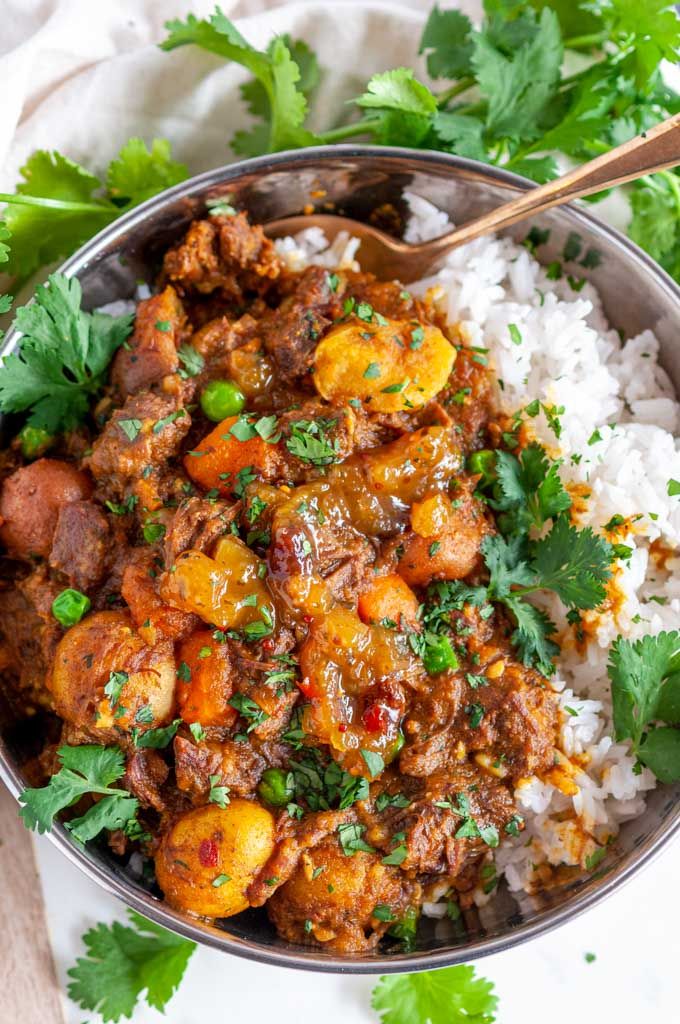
[1,146,679,972]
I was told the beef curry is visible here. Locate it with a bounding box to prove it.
[0,211,560,952]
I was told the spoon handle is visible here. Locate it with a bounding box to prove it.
[428,111,680,252]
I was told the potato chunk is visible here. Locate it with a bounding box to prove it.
[155,801,276,918]
[313,315,455,412]
[48,610,176,735]
[160,534,275,632]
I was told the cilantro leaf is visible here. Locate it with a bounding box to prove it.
[419,6,475,79]
[637,727,680,782]
[355,69,438,147]
[529,517,613,609]
[132,718,181,749]
[285,418,340,466]
[240,34,319,124]
[371,964,498,1024]
[0,272,133,431]
[18,744,137,838]
[0,151,113,282]
[503,155,558,183]
[472,6,563,139]
[66,794,140,845]
[630,172,680,263]
[505,594,560,676]
[106,137,188,206]
[608,631,680,749]
[67,910,196,1022]
[483,534,534,598]
[524,68,616,159]
[0,222,10,263]
[432,112,487,161]
[0,138,187,284]
[528,0,602,39]
[596,0,680,86]
[356,68,438,119]
[494,443,571,532]
[657,672,680,723]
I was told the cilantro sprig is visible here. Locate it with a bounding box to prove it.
[608,631,680,782]
[0,139,187,283]
[160,14,318,155]
[18,744,140,843]
[0,272,133,431]
[2,4,680,302]
[424,442,614,676]
[482,517,613,674]
[67,910,196,1022]
[154,3,680,286]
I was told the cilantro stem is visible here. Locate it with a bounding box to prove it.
[659,169,680,219]
[318,118,382,143]
[453,101,486,118]
[0,193,115,215]
[562,31,608,51]
[436,76,476,107]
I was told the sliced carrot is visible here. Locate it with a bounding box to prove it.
[357,573,420,630]
[184,415,283,495]
[176,629,238,727]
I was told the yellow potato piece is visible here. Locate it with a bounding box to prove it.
[49,610,176,735]
[313,315,456,412]
[155,801,276,918]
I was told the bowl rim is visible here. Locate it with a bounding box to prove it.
[2,143,680,973]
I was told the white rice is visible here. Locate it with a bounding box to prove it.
[276,193,680,901]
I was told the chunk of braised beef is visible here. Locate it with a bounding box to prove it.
[162,213,280,302]
[260,267,335,384]
[173,734,265,802]
[124,748,170,812]
[111,286,186,398]
[49,500,112,591]
[0,568,63,707]
[85,391,191,511]
[163,496,239,564]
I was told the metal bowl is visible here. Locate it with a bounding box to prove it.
[1,146,679,972]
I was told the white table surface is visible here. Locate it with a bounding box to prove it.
[35,828,679,1023]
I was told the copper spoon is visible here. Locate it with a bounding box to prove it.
[265,113,680,283]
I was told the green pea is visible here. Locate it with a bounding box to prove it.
[258,768,294,807]
[19,425,53,460]
[422,635,459,676]
[200,379,246,422]
[52,588,91,628]
[466,449,496,487]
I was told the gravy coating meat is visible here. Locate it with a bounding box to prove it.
[0,210,561,953]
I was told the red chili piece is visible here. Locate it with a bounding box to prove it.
[363,702,389,733]
[198,838,219,867]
